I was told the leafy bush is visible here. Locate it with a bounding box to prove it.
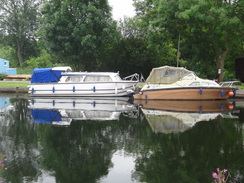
[17,67,34,74]
[0,73,7,80]
[26,50,52,69]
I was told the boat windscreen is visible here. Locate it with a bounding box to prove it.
[146,66,192,84]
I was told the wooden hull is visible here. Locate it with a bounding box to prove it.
[134,100,234,113]
[133,87,236,100]
[28,82,137,97]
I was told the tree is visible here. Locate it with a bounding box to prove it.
[0,0,42,67]
[133,0,180,69]
[39,0,117,71]
[175,0,243,81]
[134,0,244,81]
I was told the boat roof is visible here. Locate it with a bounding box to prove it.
[62,72,120,77]
[52,66,72,71]
[146,65,193,84]
[30,66,72,83]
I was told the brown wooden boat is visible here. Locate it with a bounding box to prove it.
[134,66,237,100]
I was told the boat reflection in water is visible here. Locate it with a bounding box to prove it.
[135,100,237,134]
[29,98,137,126]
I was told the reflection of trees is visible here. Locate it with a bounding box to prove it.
[0,98,243,183]
[38,114,149,183]
[39,121,116,183]
[133,116,244,183]
[0,98,40,182]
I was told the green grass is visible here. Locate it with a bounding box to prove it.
[0,82,29,87]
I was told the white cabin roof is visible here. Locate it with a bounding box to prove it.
[52,66,72,71]
[62,72,119,77]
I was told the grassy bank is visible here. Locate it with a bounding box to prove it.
[0,82,28,87]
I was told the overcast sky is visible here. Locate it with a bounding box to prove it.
[108,0,136,20]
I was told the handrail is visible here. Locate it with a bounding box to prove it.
[123,73,140,81]
[219,81,240,87]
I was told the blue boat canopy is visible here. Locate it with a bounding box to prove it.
[30,66,72,83]
[31,109,62,124]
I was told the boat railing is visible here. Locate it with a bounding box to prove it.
[123,73,140,81]
[219,81,240,87]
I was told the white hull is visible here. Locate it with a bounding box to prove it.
[28,81,137,97]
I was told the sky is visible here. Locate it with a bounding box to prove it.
[108,0,136,20]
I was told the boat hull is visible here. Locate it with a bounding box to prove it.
[28,82,136,97]
[133,87,236,100]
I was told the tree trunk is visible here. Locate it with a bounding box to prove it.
[16,38,24,67]
[217,50,228,82]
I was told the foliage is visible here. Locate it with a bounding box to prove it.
[133,0,244,80]
[0,0,242,79]
[0,0,42,67]
[0,154,8,174]
[39,0,117,71]
[0,45,18,67]
[26,50,52,69]
[0,73,7,80]
[108,18,159,77]
[16,67,34,75]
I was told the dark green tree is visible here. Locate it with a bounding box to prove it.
[134,0,244,81]
[39,0,117,71]
[107,18,158,78]
[0,0,42,67]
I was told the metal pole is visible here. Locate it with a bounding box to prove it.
[177,34,181,67]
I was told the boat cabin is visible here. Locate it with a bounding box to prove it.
[144,66,219,88]
[60,72,122,83]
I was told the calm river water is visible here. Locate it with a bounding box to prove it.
[0,96,243,183]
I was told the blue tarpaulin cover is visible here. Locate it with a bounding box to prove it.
[31,110,62,124]
[30,67,63,83]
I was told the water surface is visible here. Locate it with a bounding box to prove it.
[0,97,243,183]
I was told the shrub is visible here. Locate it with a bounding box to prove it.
[0,73,7,80]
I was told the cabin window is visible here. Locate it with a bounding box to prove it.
[115,75,122,81]
[67,76,82,82]
[65,77,71,82]
[164,70,176,77]
[4,61,7,66]
[84,76,112,82]
[190,82,200,86]
[73,76,81,82]
[202,82,216,86]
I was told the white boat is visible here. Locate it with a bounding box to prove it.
[134,66,237,100]
[29,98,138,125]
[28,67,139,97]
